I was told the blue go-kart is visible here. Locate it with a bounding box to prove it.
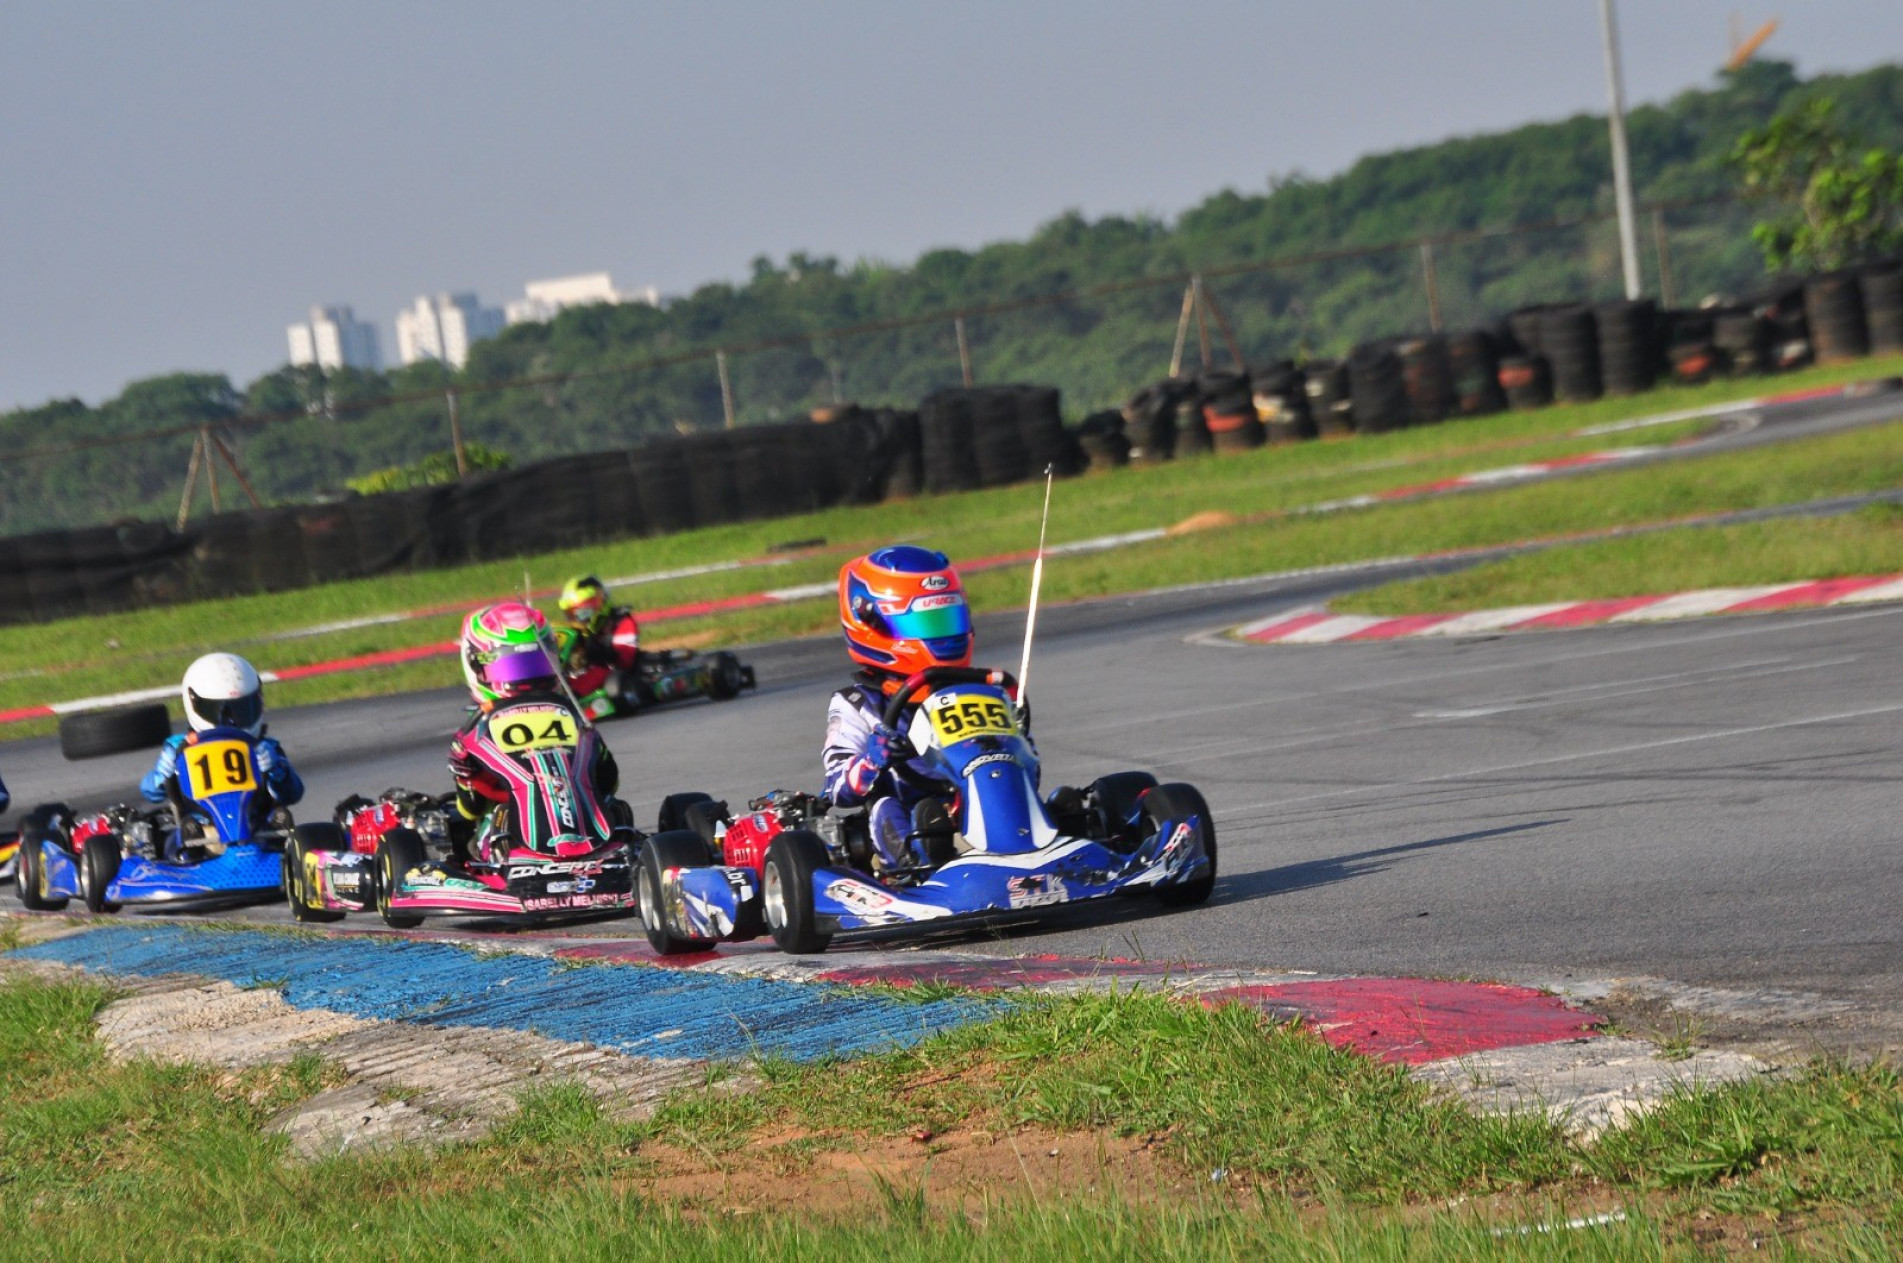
[16,727,289,914]
[639,666,1216,955]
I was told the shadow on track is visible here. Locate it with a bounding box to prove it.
[1223,819,1566,901]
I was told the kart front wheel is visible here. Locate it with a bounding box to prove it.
[656,792,716,835]
[287,825,347,924]
[81,834,122,915]
[638,831,718,956]
[1089,773,1159,852]
[374,828,427,930]
[17,826,67,913]
[763,829,833,955]
[1145,784,1217,907]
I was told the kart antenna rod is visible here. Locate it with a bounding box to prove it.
[540,628,596,732]
[1015,464,1055,715]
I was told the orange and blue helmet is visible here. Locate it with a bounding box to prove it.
[838,546,972,679]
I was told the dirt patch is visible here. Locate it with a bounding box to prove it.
[1167,510,1236,536]
[630,1123,1213,1220]
[1590,981,1903,1067]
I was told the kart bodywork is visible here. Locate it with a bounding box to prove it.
[14,728,288,913]
[640,668,1216,955]
[585,649,757,719]
[285,697,644,927]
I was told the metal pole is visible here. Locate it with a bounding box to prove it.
[1191,275,1213,370]
[1419,241,1444,332]
[1598,0,1642,299]
[1197,280,1248,369]
[1168,282,1196,378]
[202,426,222,512]
[446,388,469,476]
[208,431,263,508]
[953,316,974,387]
[715,349,737,429]
[175,431,205,530]
[1651,206,1676,308]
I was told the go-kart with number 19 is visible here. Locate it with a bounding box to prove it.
[15,728,289,914]
[639,666,1216,955]
[285,697,647,928]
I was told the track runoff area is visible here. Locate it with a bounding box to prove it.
[6,382,1903,1138]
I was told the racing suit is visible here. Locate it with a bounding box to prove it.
[140,732,305,809]
[560,608,642,717]
[823,677,1037,867]
[0,768,9,817]
[447,690,622,860]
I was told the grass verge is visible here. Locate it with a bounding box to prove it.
[3,973,1899,1255]
[1334,502,1903,615]
[2,358,1901,739]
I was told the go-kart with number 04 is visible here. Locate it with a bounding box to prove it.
[16,728,291,914]
[637,666,1216,955]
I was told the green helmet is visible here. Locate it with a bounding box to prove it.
[460,601,556,705]
[558,575,610,636]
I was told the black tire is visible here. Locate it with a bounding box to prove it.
[763,829,833,954]
[81,833,122,915]
[374,828,427,929]
[58,704,171,761]
[1347,343,1409,434]
[705,652,747,701]
[287,825,348,924]
[638,830,720,955]
[683,800,731,854]
[1145,783,1217,907]
[1089,772,1159,853]
[656,791,716,835]
[17,818,68,912]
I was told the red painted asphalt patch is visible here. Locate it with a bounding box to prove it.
[1204,978,1601,1065]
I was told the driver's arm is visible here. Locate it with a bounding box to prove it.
[139,737,184,803]
[822,693,891,807]
[253,737,304,807]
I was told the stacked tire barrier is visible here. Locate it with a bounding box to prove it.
[1865,263,1903,355]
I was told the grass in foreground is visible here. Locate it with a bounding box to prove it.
[2,357,1900,738]
[2,974,1899,1256]
[1334,502,1903,615]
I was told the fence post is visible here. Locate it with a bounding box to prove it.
[1419,241,1444,332]
[1191,275,1213,369]
[203,426,222,512]
[1168,281,1196,378]
[1198,280,1247,370]
[175,431,205,530]
[1651,207,1676,309]
[446,388,469,476]
[716,349,737,429]
[953,316,974,387]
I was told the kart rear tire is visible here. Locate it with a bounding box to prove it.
[638,830,719,956]
[374,828,427,930]
[683,800,731,854]
[58,704,172,761]
[656,792,716,835]
[17,820,68,912]
[287,825,348,924]
[1145,783,1217,907]
[763,829,833,955]
[1090,772,1159,852]
[706,652,747,701]
[81,833,122,915]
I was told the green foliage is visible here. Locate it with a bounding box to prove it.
[345,442,512,494]
[7,61,1903,537]
[1733,97,1903,270]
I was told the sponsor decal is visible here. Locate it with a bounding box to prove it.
[329,870,364,893]
[963,751,1019,771]
[522,892,625,912]
[508,861,601,879]
[542,877,598,896]
[909,593,959,611]
[824,879,895,913]
[1006,874,1070,909]
[920,574,950,591]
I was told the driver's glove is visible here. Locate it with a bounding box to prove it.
[254,740,280,779]
[837,725,900,805]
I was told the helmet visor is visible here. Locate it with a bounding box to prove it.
[188,690,263,732]
[884,594,971,642]
[563,594,604,626]
[485,645,558,688]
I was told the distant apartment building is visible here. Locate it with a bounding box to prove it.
[287,305,382,371]
[504,272,660,325]
[394,293,505,369]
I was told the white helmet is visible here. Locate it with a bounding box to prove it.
[181,652,265,736]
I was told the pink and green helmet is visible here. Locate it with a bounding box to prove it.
[460,601,558,704]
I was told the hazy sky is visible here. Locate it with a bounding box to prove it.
[4,2,1900,412]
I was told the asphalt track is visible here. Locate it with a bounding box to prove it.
[3,384,1900,1018]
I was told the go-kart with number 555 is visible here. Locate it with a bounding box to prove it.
[638,665,1216,955]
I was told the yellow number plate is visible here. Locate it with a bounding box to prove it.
[925,693,1018,744]
[185,739,258,798]
[487,705,580,753]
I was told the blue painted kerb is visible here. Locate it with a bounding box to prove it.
[9,925,990,1062]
